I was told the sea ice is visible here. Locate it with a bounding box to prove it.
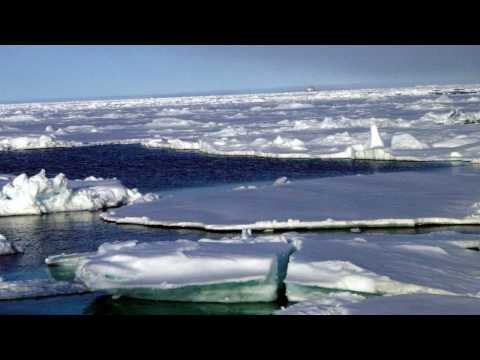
[0,135,80,151]
[284,231,480,301]
[275,292,480,315]
[100,166,480,231]
[74,239,296,302]
[2,84,480,162]
[391,133,429,150]
[0,170,156,216]
[0,279,88,300]
[369,124,384,149]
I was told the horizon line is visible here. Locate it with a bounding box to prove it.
[1,80,477,106]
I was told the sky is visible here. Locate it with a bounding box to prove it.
[0,45,479,103]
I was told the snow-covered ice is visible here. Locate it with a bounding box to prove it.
[2,84,480,162]
[100,166,480,231]
[391,133,429,150]
[72,238,295,302]
[44,230,480,310]
[0,169,156,216]
[275,292,480,315]
[0,135,80,151]
[284,231,480,301]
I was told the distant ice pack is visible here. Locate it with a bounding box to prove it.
[2,84,480,162]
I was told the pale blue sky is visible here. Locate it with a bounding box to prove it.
[0,45,479,102]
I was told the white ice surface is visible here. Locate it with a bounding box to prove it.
[101,166,480,231]
[0,169,156,216]
[74,238,295,302]
[276,292,480,315]
[284,231,480,301]
[2,84,480,162]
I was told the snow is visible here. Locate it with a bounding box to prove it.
[0,169,156,216]
[284,231,480,301]
[1,84,480,162]
[276,293,480,315]
[73,238,295,302]
[0,234,21,255]
[100,166,480,231]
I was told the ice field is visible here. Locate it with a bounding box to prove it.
[2,84,480,162]
[2,84,480,314]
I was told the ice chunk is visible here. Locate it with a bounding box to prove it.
[391,133,429,150]
[273,176,290,186]
[369,124,384,149]
[0,170,156,216]
[75,239,296,302]
[286,260,445,298]
[0,279,88,300]
[0,234,22,256]
[272,136,306,151]
[0,135,80,151]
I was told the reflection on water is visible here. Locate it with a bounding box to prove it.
[85,295,281,315]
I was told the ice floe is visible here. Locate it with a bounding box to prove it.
[275,292,480,315]
[70,238,295,302]
[43,229,480,308]
[284,231,480,301]
[0,170,156,216]
[100,166,480,231]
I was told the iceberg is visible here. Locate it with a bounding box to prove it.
[0,170,156,216]
[73,238,296,302]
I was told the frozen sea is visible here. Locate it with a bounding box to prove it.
[2,84,480,315]
[0,144,470,315]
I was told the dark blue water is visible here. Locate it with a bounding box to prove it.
[0,145,461,315]
[0,144,450,193]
